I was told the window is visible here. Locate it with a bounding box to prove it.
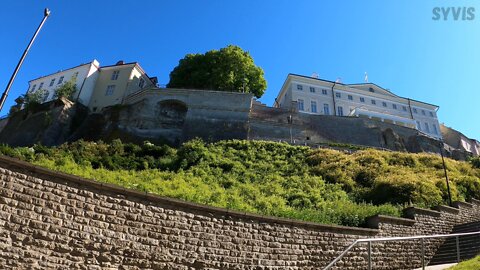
[338,106,344,116]
[42,91,49,102]
[424,122,430,133]
[323,104,330,115]
[49,79,55,87]
[371,99,376,105]
[413,108,418,114]
[105,85,116,96]
[422,110,426,115]
[311,101,317,113]
[296,84,303,91]
[360,97,365,103]
[111,70,120,80]
[382,102,387,107]
[335,92,341,98]
[369,87,375,93]
[392,104,397,109]
[309,87,315,93]
[322,89,328,95]
[39,82,44,90]
[433,124,438,135]
[348,95,353,101]
[31,84,37,92]
[416,121,421,130]
[58,76,64,84]
[73,72,79,79]
[297,99,304,111]
[139,78,145,88]
[402,106,407,111]
[429,111,434,117]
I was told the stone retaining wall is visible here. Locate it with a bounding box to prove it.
[0,156,479,269]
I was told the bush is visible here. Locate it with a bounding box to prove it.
[1,139,480,227]
[469,156,480,169]
[54,78,77,100]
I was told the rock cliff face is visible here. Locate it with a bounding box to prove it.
[0,155,479,269]
[0,98,82,147]
[441,124,480,158]
[0,89,471,159]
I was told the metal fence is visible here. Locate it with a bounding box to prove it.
[323,231,480,270]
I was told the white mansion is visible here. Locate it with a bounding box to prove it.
[275,74,442,139]
[26,59,157,112]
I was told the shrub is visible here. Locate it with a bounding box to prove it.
[469,156,480,169]
[54,78,77,100]
[1,139,480,227]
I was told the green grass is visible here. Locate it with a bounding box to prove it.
[1,139,479,227]
[448,255,480,270]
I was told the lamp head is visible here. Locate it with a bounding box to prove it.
[44,8,51,17]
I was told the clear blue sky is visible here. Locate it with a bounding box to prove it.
[1,1,479,139]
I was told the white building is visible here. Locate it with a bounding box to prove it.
[27,60,100,106]
[88,61,156,112]
[275,74,442,139]
[24,60,156,112]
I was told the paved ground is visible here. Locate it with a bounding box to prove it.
[414,263,457,270]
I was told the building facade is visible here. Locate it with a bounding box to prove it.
[275,74,442,139]
[27,60,100,106]
[88,61,155,112]
[25,60,156,113]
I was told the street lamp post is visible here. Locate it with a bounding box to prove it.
[0,8,51,112]
[439,140,452,206]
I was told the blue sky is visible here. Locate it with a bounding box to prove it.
[1,1,479,139]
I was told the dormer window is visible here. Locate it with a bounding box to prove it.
[369,87,375,93]
[111,70,120,80]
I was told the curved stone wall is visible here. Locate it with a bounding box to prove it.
[0,155,479,269]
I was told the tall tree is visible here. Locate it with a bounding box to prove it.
[167,45,267,98]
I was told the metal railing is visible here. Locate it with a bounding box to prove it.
[323,231,480,270]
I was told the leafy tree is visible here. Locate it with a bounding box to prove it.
[167,45,267,98]
[54,78,77,100]
[22,89,45,112]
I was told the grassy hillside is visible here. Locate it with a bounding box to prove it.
[448,255,480,270]
[1,139,479,227]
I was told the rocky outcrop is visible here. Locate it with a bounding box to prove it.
[441,124,479,157]
[0,98,81,147]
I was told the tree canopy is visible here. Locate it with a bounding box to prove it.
[167,45,267,98]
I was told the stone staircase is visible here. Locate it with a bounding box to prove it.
[428,221,480,266]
